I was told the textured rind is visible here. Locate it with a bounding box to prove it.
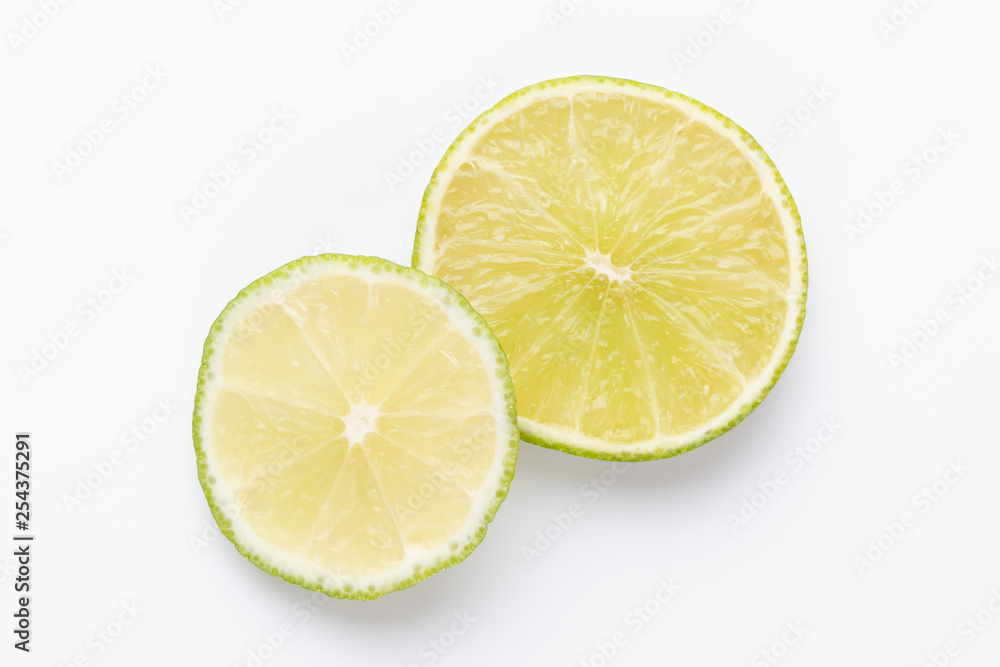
[412,75,808,462]
[192,254,520,600]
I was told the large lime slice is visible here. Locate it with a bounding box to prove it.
[413,76,807,461]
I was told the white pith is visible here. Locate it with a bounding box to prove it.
[342,399,380,445]
[583,250,634,284]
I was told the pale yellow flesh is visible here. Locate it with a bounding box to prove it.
[426,92,792,444]
[210,277,497,575]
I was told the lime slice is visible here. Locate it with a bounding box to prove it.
[413,76,807,461]
[193,255,518,599]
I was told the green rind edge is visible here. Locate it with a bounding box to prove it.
[412,75,809,462]
[192,253,520,600]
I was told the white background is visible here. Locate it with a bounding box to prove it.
[2,0,999,665]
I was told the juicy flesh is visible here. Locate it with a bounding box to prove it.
[211,277,497,575]
[428,91,792,444]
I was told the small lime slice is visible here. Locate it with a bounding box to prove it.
[193,255,518,599]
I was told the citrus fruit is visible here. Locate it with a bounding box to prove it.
[193,254,518,600]
[413,76,807,461]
